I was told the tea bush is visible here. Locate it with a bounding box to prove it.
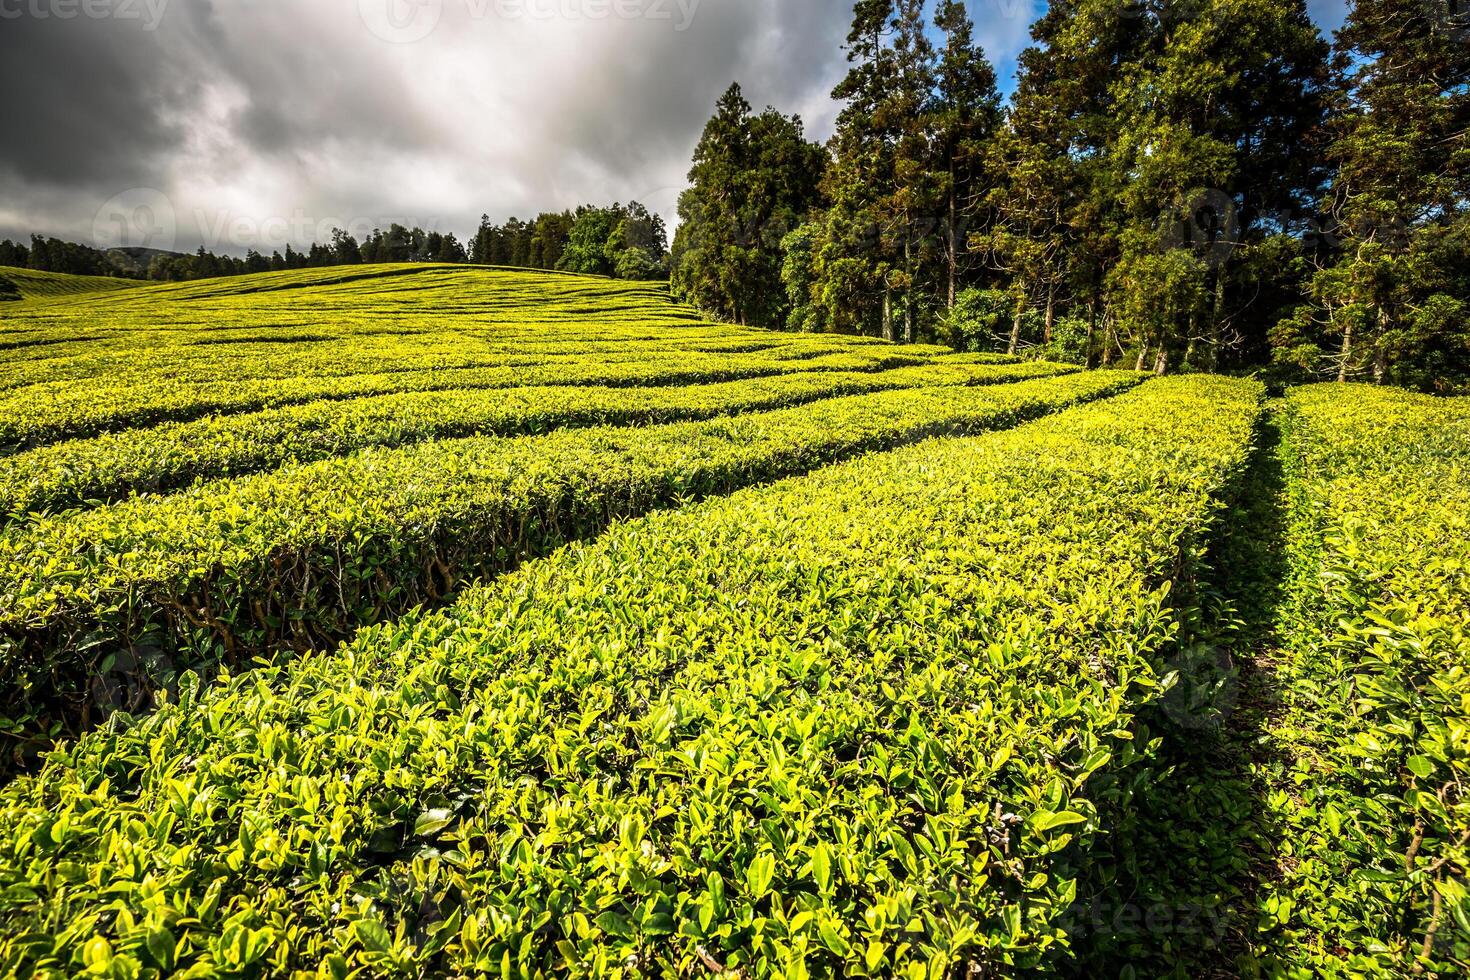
[1253,385,1470,975]
[0,375,1263,977]
[0,371,1140,764]
[0,361,1072,518]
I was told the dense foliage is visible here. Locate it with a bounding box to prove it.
[0,368,1133,765]
[4,204,672,288]
[0,262,1464,976]
[0,361,1070,517]
[1251,386,1470,973]
[1270,0,1470,391]
[0,264,1074,763]
[0,374,1262,976]
[671,0,1467,393]
[672,84,827,326]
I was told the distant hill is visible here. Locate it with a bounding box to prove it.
[106,246,186,277]
[0,267,145,300]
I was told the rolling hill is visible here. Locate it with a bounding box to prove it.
[0,265,1462,976]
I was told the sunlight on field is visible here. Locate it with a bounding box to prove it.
[0,266,1464,975]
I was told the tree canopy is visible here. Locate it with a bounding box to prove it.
[672,0,1467,392]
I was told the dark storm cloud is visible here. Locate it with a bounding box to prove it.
[0,0,869,249]
[0,0,1351,253]
[0,11,186,187]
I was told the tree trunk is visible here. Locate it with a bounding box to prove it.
[1338,318,1352,383]
[899,233,911,345]
[1044,285,1056,345]
[1008,290,1026,356]
[1135,342,1149,373]
[904,238,915,345]
[883,288,894,343]
[1208,269,1227,371]
[947,189,958,310]
[1084,296,1098,369]
[1154,344,1170,376]
[1183,309,1197,369]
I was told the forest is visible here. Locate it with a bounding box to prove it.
[671,0,1470,392]
[0,1,1467,972]
[0,201,669,286]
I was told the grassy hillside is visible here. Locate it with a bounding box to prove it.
[0,265,1462,976]
[0,267,143,302]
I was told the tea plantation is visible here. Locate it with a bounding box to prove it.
[0,266,1463,977]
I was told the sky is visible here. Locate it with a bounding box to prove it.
[0,0,1353,256]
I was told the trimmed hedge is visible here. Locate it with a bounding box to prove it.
[0,348,951,452]
[1,264,1015,450]
[0,361,1073,518]
[1252,385,1470,975]
[0,375,1263,977]
[0,371,1140,766]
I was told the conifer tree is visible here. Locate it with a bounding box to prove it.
[1274,0,1470,389]
[933,0,1001,310]
[672,82,824,326]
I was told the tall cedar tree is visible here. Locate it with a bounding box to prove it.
[978,0,1130,357]
[1273,0,1470,390]
[815,0,902,339]
[796,0,999,341]
[1107,0,1330,374]
[933,0,1001,311]
[672,83,825,326]
[984,0,1327,370]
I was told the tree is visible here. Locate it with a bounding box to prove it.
[780,223,824,332]
[673,82,825,326]
[330,228,363,265]
[817,1,902,339]
[555,203,671,279]
[933,0,1001,310]
[794,0,1002,342]
[0,239,28,269]
[1273,0,1470,390]
[881,0,942,343]
[469,215,496,265]
[976,0,1328,369]
[1102,0,1330,373]
[607,202,669,280]
[529,212,573,270]
[558,205,622,276]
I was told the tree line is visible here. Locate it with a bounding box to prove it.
[671,0,1470,392]
[0,201,670,286]
[470,202,669,279]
